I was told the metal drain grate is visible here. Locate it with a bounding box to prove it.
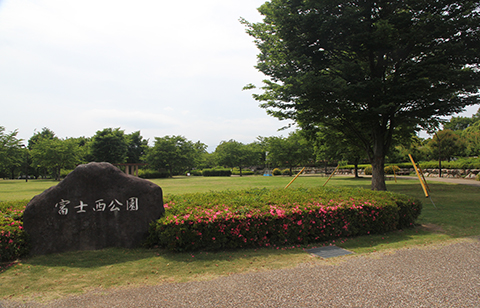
[306,245,353,258]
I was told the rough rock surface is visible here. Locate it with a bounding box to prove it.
[23,162,164,255]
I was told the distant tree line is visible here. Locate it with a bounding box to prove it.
[0,109,479,180]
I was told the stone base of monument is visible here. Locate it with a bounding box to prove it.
[23,162,164,255]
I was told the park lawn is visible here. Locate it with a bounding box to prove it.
[0,175,479,302]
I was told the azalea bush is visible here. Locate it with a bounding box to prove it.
[0,200,30,262]
[146,187,422,252]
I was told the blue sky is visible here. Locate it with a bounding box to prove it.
[0,0,478,151]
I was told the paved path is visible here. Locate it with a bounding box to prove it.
[2,240,480,308]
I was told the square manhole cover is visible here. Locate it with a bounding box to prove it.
[306,245,353,258]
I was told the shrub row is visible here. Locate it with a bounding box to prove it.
[364,165,401,175]
[0,200,30,262]
[145,187,422,252]
[232,169,255,176]
[418,158,480,169]
[202,168,232,177]
[273,168,293,175]
[137,169,170,179]
[343,158,480,171]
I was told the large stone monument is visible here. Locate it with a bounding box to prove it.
[23,162,164,255]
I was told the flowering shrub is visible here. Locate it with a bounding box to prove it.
[0,200,30,262]
[146,188,422,252]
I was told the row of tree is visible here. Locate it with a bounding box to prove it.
[0,127,315,180]
[2,109,479,180]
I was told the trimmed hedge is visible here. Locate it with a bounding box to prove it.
[188,170,203,176]
[384,165,400,174]
[138,169,170,179]
[202,168,232,177]
[418,158,480,169]
[146,187,422,252]
[0,200,30,262]
[282,169,292,176]
[232,169,255,176]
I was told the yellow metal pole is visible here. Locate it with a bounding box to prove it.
[284,167,306,189]
[323,164,340,187]
[393,167,397,183]
[408,154,429,198]
[417,165,431,193]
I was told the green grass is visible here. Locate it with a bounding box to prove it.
[1,175,479,302]
[0,179,59,202]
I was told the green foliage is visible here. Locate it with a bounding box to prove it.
[243,0,480,191]
[125,131,148,163]
[462,121,480,156]
[59,169,73,178]
[272,168,282,175]
[232,169,254,176]
[282,169,292,176]
[418,158,480,169]
[146,135,204,177]
[202,168,232,177]
[0,126,25,179]
[264,131,315,170]
[0,200,29,262]
[427,130,465,161]
[215,140,261,176]
[137,169,170,179]
[364,166,372,175]
[30,136,81,180]
[187,170,203,176]
[146,188,421,252]
[90,128,128,164]
[384,166,400,175]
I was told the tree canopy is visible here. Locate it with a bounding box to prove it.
[90,128,128,164]
[243,0,480,190]
[146,135,205,177]
[215,140,261,176]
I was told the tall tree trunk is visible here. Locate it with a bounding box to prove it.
[371,130,387,191]
[371,155,386,191]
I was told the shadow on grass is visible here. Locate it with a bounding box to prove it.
[18,225,448,271]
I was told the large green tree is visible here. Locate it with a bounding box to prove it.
[0,126,24,179]
[30,137,80,180]
[90,128,128,164]
[126,131,148,163]
[265,131,314,174]
[243,0,480,190]
[146,135,204,177]
[215,140,261,176]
